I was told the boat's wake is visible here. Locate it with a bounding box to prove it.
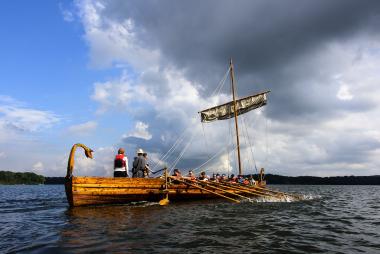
[247,193,321,203]
[128,201,160,207]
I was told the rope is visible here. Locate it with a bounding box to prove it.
[265,109,269,164]
[151,116,197,171]
[151,130,187,171]
[201,122,211,160]
[239,116,250,172]
[169,130,197,173]
[227,118,231,177]
[242,114,258,173]
[211,65,231,97]
[193,141,236,174]
[201,65,230,161]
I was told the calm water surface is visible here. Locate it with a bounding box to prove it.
[0,185,379,253]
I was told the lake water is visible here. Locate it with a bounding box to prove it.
[0,185,379,253]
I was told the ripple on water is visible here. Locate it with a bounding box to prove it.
[1,185,380,253]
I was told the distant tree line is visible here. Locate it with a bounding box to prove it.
[44,177,65,184]
[0,171,45,185]
[1,170,380,185]
[256,174,380,185]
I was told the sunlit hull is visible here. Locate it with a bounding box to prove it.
[65,176,266,207]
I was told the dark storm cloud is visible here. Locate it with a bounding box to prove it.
[101,0,380,121]
[102,1,380,70]
[84,0,380,175]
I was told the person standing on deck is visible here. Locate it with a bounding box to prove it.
[114,148,129,177]
[143,152,150,178]
[132,148,146,178]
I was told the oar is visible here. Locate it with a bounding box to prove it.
[168,177,240,203]
[242,184,303,200]
[159,168,170,205]
[192,179,251,201]
[217,181,287,200]
[209,181,278,198]
[159,192,170,206]
[233,183,302,200]
[214,181,283,198]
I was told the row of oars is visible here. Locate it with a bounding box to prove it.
[159,176,302,205]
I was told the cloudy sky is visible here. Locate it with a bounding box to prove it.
[1,0,380,177]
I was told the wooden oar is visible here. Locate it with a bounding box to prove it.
[219,181,288,200]
[240,185,302,200]
[192,179,251,201]
[242,184,303,200]
[168,177,240,203]
[159,169,170,206]
[216,181,284,198]
[208,181,279,198]
[159,192,170,206]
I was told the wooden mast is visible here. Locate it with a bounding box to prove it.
[230,59,242,175]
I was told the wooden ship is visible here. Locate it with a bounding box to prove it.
[65,60,299,207]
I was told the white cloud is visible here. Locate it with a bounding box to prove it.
[62,9,74,22]
[68,121,97,135]
[32,162,44,173]
[59,2,75,22]
[60,146,115,177]
[77,0,160,69]
[0,151,6,158]
[337,85,353,100]
[0,106,59,132]
[123,121,152,140]
[74,1,380,177]
[0,96,60,142]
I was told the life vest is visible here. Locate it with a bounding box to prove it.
[114,154,126,168]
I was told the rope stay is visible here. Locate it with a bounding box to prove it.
[169,129,198,173]
[202,65,231,160]
[242,114,258,173]
[265,107,269,164]
[151,116,198,172]
[156,65,232,175]
[149,64,270,178]
[210,65,231,97]
[192,137,237,175]
[151,129,187,171]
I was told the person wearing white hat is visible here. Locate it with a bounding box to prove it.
[132,148,146,178]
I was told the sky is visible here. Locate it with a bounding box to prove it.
[1,0,380,177]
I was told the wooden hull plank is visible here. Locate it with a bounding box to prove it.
[65,176,268,207]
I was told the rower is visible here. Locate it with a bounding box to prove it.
[198,171,209,181]
[172,169,182,178]
[187,170,196,180]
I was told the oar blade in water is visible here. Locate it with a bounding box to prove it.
[159,198,169,206]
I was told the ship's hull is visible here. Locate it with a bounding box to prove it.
[65,176,266,207]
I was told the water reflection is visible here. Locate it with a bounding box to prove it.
[60,203,167,253]
[3,185,379,253]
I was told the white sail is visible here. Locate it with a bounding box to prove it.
[200,91,269,123]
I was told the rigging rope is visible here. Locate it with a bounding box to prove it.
[211,65,231,97]
[151,116,198,171]
[169,129,198,173]
[201,122,211,160]
[265,110,269,164]
[192,142,236,174]
[151,130,187,171]
[242,114,258,173]
[202,65,230,160]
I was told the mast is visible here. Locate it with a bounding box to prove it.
[229,59,242,175]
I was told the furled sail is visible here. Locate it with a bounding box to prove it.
[200,91,270,123]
